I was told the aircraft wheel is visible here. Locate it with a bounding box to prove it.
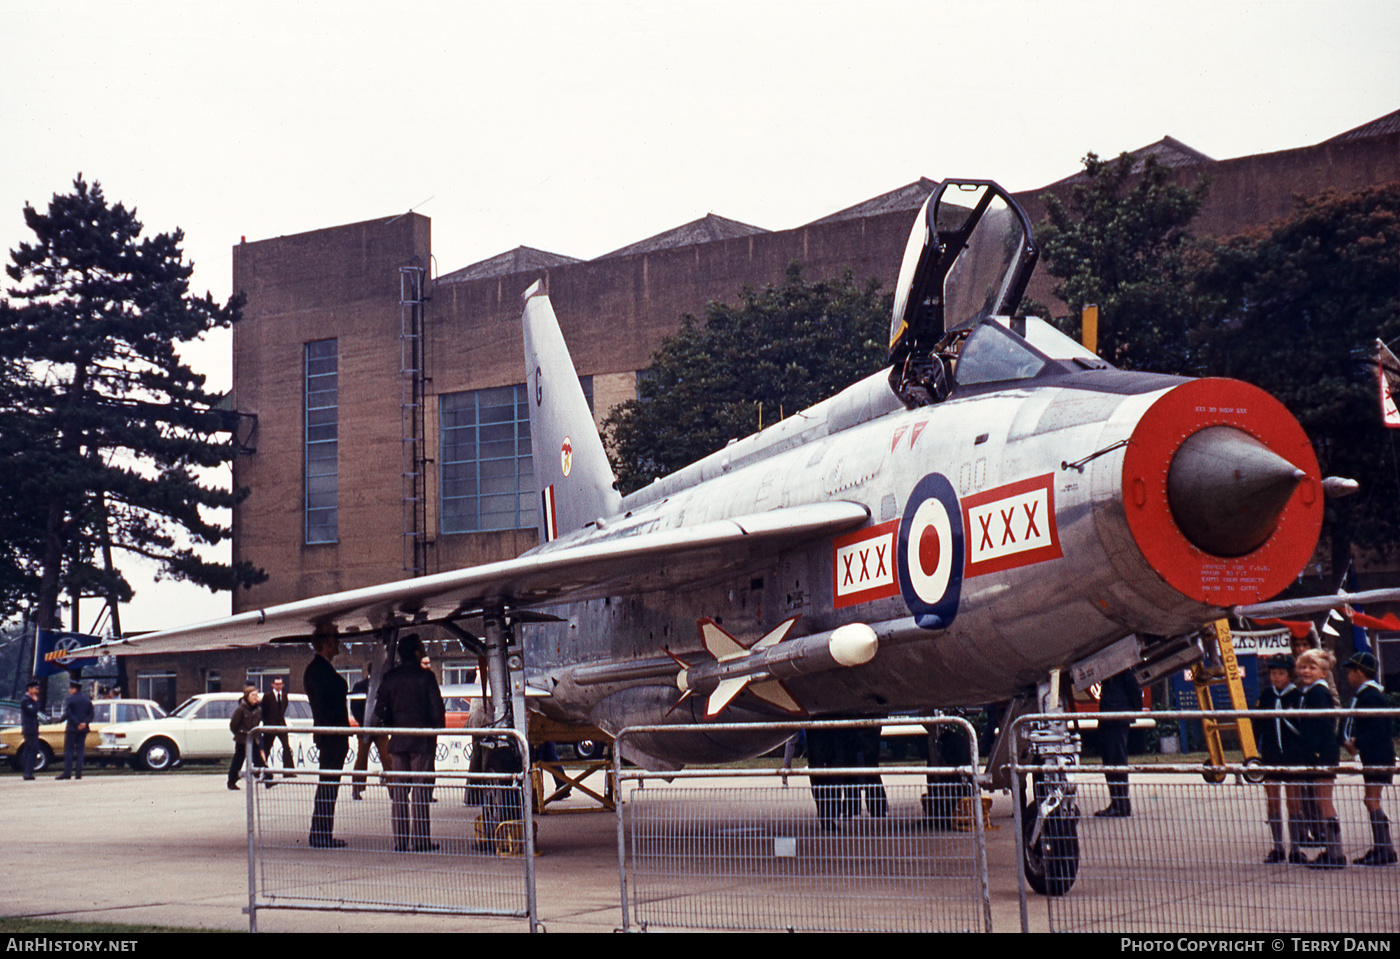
[1202,762,1226,784]
[138,739,179,772]
[1022,801,1080,897]
[1241,758,1266,784]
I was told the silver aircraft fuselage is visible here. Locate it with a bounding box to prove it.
[526,344,1322,752]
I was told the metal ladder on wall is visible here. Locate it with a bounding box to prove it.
[400,263,428,577]
[1188,619,1260,781]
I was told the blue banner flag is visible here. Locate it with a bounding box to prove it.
[34,629,102,678]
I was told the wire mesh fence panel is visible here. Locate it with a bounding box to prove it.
[624,778,987,932]
[251,771,527,914]
[247,727,535,927]
[1037,774,1400,934]
[615,717,990,932]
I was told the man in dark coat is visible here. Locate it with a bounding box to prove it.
[374,635,445,851]
[20,680,42,780]
[258,676,293,784]
[1095,668,1141,817]
[1343,652,1396,865]
[304,627,350,848]
[56,680,94,780]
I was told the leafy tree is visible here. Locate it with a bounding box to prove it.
[1037,152,1211,373]
[0,175,265,632]
[604,264,890,493]
[1193,183,1400,576]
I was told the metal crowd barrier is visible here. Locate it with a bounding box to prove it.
[244,725,537,932]
[614,717,991,933]
[1010,708,1400,934]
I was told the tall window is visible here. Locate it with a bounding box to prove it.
[440,378,591,534]
[441,385,535,532]
[305,339,338,543]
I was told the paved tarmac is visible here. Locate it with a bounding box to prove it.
[0,765,1047,933]
[8,764,1393,934]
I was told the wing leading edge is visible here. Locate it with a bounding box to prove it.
[96,502,871,656]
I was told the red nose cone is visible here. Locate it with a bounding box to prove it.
[1122,378,1322,606]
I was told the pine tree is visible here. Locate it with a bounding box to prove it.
[0,175,265,630]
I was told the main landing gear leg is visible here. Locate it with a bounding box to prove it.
[482,605,539,929]
[483,608,512,728]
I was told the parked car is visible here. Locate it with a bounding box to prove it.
[0,699,27,728]
[438,682,553,729]
[98,691,311,771]
[440,682,484,729]
[1,699,167,773]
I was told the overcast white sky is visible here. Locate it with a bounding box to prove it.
[2,0,1397,633]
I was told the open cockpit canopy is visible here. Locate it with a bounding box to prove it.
[889,180,1038,351]
[888,180,1040,406]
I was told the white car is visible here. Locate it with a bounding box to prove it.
[98,691,312,771]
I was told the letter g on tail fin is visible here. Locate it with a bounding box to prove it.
[522,281,622,541]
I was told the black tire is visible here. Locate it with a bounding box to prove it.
[1022,801,1080,897]
[137,738,179,772]
[1241,757,1266,785]
[574,739,605,760]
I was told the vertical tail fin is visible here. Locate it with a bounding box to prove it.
[522,281,622,541]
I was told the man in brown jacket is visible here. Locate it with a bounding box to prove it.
[374,635,445,851]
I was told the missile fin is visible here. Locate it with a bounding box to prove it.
[750,616,799,653]
[666,688,694,718]
[749,680,804,715]
[706,676,753,717]
[698,618,748,661]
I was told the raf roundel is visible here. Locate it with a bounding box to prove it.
[897,473,964,630]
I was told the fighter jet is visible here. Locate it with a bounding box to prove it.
[98,180,1354,772]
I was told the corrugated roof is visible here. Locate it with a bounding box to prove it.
[436,246,583,283]
[595,213,768,259]
[805,178,940,225]
[1046,137,1214,187]
[1323,109,1400,143]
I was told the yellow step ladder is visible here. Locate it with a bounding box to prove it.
[1189,619,1260,782]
